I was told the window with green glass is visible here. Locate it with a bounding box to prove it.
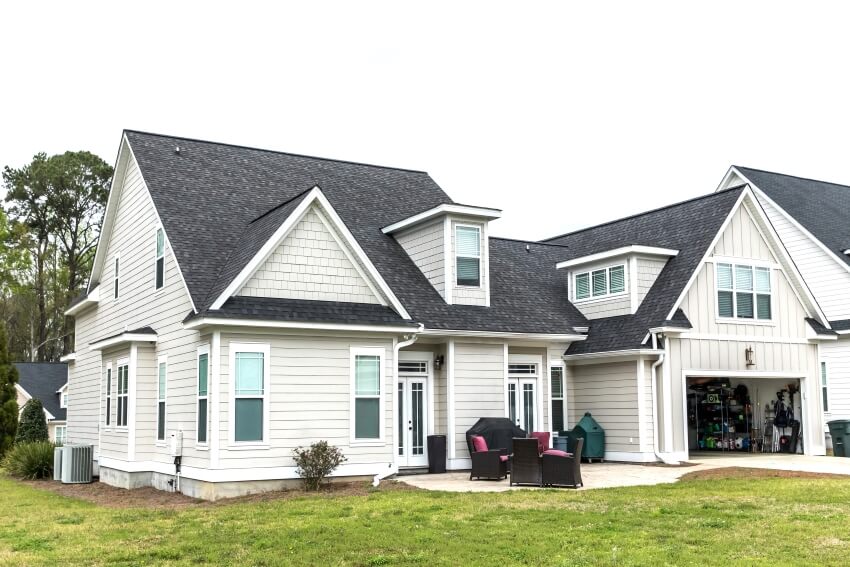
[717,262,771,320]
[354,354,381,439]
[575,272,590,299]
[157,360,167,441]
[455,225,481,287]
[234,351,265,442]
[197,351,209,444]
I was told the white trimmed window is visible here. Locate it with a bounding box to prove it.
[716,263,771,320]
[55,425,66,446]
[351,347,384,441]
[551,366,565,433]
[116,362,129,427]
[113,257,120,300]
[60,389,67,409]
[821,361,829,413]
[574,264,625,300]
[157,357,167,442]
[155,228,165,290]
[231,343,269,444]
[197,346,210,444]
[455,225,481,287]
[105,365,112,426]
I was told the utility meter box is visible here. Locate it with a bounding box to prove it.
[169,430,183,457]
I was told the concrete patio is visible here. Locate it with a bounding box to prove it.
[396,453,850,492]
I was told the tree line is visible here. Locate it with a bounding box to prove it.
[1,151,112,362]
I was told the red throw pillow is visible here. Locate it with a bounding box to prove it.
[543,449,571,457]
[530,432,550,453]
[472,435,489,453]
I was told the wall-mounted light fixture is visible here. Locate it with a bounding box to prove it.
[745,346,755,367]
[434,355,445,371]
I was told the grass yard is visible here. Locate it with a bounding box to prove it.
[1,469,849,566]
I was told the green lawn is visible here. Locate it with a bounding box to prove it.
[1,470,849,566]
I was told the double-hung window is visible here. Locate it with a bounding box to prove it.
[55,425,66,446]
[716,263,771,320]
[821,361,829,412]
[116,363,129,427]
[455,225,481,287]
[155,228,165,290]
[232,344,268,443]
[113,257,120,300]
[197,347,209,444]
[550,366,565,433]
[105,366,112,426]
[157,357,167,441]
[574,264,625,300]
[352,348,383,441]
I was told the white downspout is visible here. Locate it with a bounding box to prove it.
[380,328,420,485]
[650,332,679,465]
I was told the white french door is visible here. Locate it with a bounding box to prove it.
[397,364,429,467]
[507,378,537,433]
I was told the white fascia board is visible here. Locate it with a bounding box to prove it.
[56,383,69,394]
[647,326,688,335]
[65,285,100,317]
[381,203,502,234]
[184,317,423,335]
[209,186,412,320]
[14,383,31,402]
[555,245,679,270]
[418,327,587,342]
[563,349,664,362]
[89,333,158,351]
[59,352,76,362]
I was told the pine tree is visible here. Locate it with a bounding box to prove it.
[0,326,19,455]
[15,399,49,444]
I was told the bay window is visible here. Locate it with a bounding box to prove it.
[157,357,167,442]
[197,346,209,444]
[116,362,129,427]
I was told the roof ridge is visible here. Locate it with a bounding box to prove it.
[124,129,429,175]
[250,187,314,224]
[540,185,747,243]
[735,165,850,191]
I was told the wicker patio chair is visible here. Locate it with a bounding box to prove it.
[509,437,542,487]
[542,438,583,488]
[469,435,509,480]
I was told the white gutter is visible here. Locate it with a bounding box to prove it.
[650,332,679,465]
[382,331,420,486]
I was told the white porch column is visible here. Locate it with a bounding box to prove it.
[447,339,456,459]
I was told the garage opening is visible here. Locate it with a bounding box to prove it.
[687,377,804,455]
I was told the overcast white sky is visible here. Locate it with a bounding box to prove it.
[2,2,850,240]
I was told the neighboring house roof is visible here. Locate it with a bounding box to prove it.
[125,131,589,335]
[542,186,746,354]
[14,362,68,421]
[735,166,850,268]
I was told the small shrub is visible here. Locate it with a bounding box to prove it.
[15,399,49,444]
[293,441,347,491]
[2,441,55,479]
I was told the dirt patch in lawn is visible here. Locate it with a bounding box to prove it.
[679,467,850,482]
[20,477,418,509]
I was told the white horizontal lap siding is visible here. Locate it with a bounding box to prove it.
[569,362,640,453]
[821,340,850,420]
[453,342,505,459]
[238,207,381,305]
[395,220,446,299]
[636,258,667,305]
[67,151,205,466]
[450,218,487,306]
[757,196,850,320]
[217,333,395,469]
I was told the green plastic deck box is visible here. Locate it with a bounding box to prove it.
[562,412,605,462]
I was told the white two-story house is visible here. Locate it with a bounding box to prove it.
[64,131,832,499]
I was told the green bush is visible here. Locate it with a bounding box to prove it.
[15,399,48,444]
[2,441,55,479]
[293,441,347,491]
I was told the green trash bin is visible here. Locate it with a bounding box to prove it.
[827,420,850,457]
[562,412,606,462]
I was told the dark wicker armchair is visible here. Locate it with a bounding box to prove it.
[510,437,542,487]
[469,435,509,480]
[542,438,584,488]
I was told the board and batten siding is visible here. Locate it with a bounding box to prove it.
[452,342,505,460]
[216,332,395,470]
[395,220,446,300]
[67,149,208,468]
[568,256,631,319]
[238,206,381,305]
[567,361,642,454]
[756,195,850,321]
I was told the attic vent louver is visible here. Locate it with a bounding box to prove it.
[174,146,181,155]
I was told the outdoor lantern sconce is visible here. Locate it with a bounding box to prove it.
[745,346,755,367]
[434,355,445,371]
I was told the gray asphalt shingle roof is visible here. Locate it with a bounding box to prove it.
[126,131,588,335]
[542,187,746,354]
[14,362,67,421]
[737,166,850,268]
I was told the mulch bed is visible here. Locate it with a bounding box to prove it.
[20,477,418,510]
[680,467,850,482]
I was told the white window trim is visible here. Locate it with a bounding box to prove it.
[55,425,67,445]
[821,360,830,415]
[196,344,210,448]
[115,358,129,429]
[60,389,68,409]
[154,226,166,292]
[104,361,113,430]
[350,346,386,446]
[113,254,120,301]
[714,260,775,325]
[550,363,566,437]
[506,353,543,433]
[156,355,167,445]
[572,264,627,302]
[454,223,482,289]
[228,342,271,448]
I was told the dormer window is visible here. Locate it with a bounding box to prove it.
[574,265,625,300]
[455,225,481,287]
